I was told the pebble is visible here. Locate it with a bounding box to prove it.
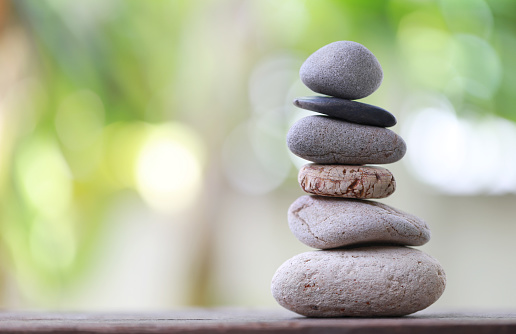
[293,96,396,127]
[288,195,430,249]
[299,41,383,100]
[287,115,406,164]
[298,164,395,199]
[271,246,446,317]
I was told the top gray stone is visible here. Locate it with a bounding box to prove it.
[300,41,383,100]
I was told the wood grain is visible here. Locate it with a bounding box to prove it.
[0,308,514,333]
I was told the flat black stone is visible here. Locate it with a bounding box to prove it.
[293,96,397,127]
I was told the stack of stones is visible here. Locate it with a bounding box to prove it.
[271,41,446,317]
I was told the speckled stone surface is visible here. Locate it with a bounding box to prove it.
[271,246,446,318]
[293,96,396,127]
[287,116,406,164]
[299,41,383,100]
[288,195,431,249]
[298,164,395,199]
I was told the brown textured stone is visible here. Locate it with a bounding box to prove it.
[298,164,395,199]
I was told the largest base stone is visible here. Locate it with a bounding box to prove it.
[271,246,446,317]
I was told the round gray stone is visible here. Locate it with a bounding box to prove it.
[287,115,406,164]
[271,246,446,317]
[298,164,395,199]
[299,41,383,100]
[288,195,430,249]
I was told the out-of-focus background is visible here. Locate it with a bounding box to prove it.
[0,0,515,311]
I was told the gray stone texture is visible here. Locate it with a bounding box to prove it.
[298,164,395,199]
[299,41,383,100]
[287,116,406,164]
[271,246,446,317]
[288,195,431,249]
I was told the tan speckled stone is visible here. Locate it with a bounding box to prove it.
[271,246,446,317]
[288,195,430,249]
[298,164,395,199]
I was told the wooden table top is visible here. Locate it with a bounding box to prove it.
[0,308,515,333]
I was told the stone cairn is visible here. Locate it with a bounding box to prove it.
[271,41,446,317]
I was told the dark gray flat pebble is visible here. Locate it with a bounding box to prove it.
[294,96,396,127]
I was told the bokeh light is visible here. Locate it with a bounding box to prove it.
[0,0,516,311]
[403,101,516,195]
[136,122,205,214]
[15,137,72,219]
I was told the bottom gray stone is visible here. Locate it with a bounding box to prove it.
[271,246,446,317]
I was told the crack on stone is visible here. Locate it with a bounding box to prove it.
[300,166,394,199]
[363,201,429,242]
[291,203,328,243]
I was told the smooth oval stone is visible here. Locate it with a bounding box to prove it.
[298,164,395,199]
[271,246,446,317]
[299,41,383,100]
[293,96,396,127]
[287,116,406,164]
[288,195,431,249]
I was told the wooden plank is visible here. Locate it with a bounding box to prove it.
[0,309,515,333]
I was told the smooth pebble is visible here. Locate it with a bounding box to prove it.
[299,41,383,100]
[293,96,396,127]
[271,246,446,317]
[288,195,431,249]
[287,115,406,164]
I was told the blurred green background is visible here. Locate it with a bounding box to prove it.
[0,0,516,310]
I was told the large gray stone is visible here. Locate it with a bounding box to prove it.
[298,164,395,199]
[288,195,430,249]
[287,116,406,164]
[271,246,446,317]
[300,41,383,100]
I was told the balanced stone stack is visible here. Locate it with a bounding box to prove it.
[271,41,446,317]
